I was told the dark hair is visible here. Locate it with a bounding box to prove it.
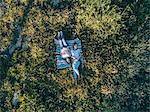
[73,42,78,49]
[73,42,77,46]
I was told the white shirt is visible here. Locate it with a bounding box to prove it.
[61,47,71,58]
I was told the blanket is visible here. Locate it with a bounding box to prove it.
[54,38,83,69]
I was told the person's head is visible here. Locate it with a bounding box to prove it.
[73,42,78,50]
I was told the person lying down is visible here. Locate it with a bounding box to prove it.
[71,42,81,80]
[56,31,71,63]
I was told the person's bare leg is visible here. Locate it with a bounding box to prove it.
[57,31,63,48]
[60,31,68,47]
[71,74,74,84]
[62,38,67,47]
[59,40,63,48]
[60,31,64,38]
[57,31,61,39]
[66,58,70,63]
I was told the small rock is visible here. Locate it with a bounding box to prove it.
[12,92,19,107]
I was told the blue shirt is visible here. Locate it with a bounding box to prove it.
[71,49,81,59]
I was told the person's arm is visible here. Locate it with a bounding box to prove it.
[77,49,81,60]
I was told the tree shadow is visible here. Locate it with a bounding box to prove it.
[99,1,150,111]
[0,0,34,79]
[0,0,85,111]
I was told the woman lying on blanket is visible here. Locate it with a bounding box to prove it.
[71,42,81,80]
[56,31,71,63]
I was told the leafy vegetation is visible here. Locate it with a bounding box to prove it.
[0,0,149,111]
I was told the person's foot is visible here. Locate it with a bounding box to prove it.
[66,58,70,64]
[56,31,61,40]
[60,31,64,39]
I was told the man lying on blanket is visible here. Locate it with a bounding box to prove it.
[71,42,81,80]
